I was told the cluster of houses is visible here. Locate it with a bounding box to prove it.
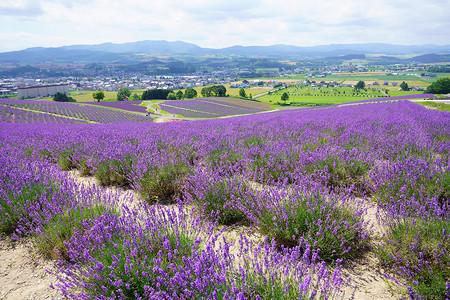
[0,75,234,99]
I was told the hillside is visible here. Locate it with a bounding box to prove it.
[1,41,450,64]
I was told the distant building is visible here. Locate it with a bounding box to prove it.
[0,89,12,95]
[392,82,398,86]
[18,84,69,99]
[383,81,389,86]
[373,81,379,86]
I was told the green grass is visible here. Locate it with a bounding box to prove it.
[416,101,450,112]
[259,85,387,106]
[387,91,423,97]
[39,90,145,102]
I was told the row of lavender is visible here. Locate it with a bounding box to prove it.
[87,100,148,113]
[160,98,266,118]
[0,132,346,299]
[1,100,449,298]
[335,93,436,106]
[0,99,153,123]
[0,105,84,123]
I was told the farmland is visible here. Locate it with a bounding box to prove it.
[0,98,153,123]
[0,99,449,299]
[258,84,434,107]
[158,98,270,118]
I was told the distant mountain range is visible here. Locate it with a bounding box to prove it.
[1,40,450,64]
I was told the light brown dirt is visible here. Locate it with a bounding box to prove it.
[0,237,61,300]
[341,251,404,300]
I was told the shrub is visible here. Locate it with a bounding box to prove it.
[138,163,191,204]
[53,92,76,102]
[57,149,77,171]
[378,218,450,299]
[305,156,371,194]
[95,156,134,187]
[185,173,254,225]
[256,190,369,261]
[35,204,117,261]
[0,183,54,235]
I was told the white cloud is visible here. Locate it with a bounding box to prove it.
[0,0,449,52]
[0,0,44,17]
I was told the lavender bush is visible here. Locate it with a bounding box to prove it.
[1,99,449,298]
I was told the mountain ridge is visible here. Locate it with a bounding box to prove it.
[1,40,450,64]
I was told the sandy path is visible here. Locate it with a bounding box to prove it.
[0,237,61,300]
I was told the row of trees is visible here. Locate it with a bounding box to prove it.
[201,85,227,97]
[167,88,198,100]
[91,85,229,102]
[142,89,172,100]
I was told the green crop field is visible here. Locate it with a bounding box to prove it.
[38,90,145,102]
[259,85,393,106]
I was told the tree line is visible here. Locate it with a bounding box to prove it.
[88,85,229,102]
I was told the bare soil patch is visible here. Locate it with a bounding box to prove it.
[0,237,61,300]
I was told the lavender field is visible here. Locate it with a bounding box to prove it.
[86,100,148,113]
[159,98,267,118]
[0,100,449,299]
[0,99,153,123]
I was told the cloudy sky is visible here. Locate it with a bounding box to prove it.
[0,0,449,52]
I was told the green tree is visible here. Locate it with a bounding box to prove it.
[176,90,184,100]
[426,77,450,94]
[201,86,212,97]
[211,85,227,97]
[400,81,409,91]
[54,92,76,102]
[184,88,197,99]
[281,92,289,103]
[166,92,177,100]
[92,91,105,102]
[239,88,246,98]
[131,93,140,101]
[117,88,131,101]
[355,81,365,90]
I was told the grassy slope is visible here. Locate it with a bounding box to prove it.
[415,101,450,112]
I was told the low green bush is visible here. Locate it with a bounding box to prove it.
[377,218,450,299]
[138,164,191,204]
[35,204,117,261]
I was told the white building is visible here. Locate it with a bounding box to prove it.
[18,84,69,99]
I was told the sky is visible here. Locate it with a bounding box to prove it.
[0,0,449,52]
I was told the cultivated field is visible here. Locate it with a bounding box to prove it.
[157,97,271,118]
[259,85,433,107]
[0,100,449,299]
[0,98,153,123]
